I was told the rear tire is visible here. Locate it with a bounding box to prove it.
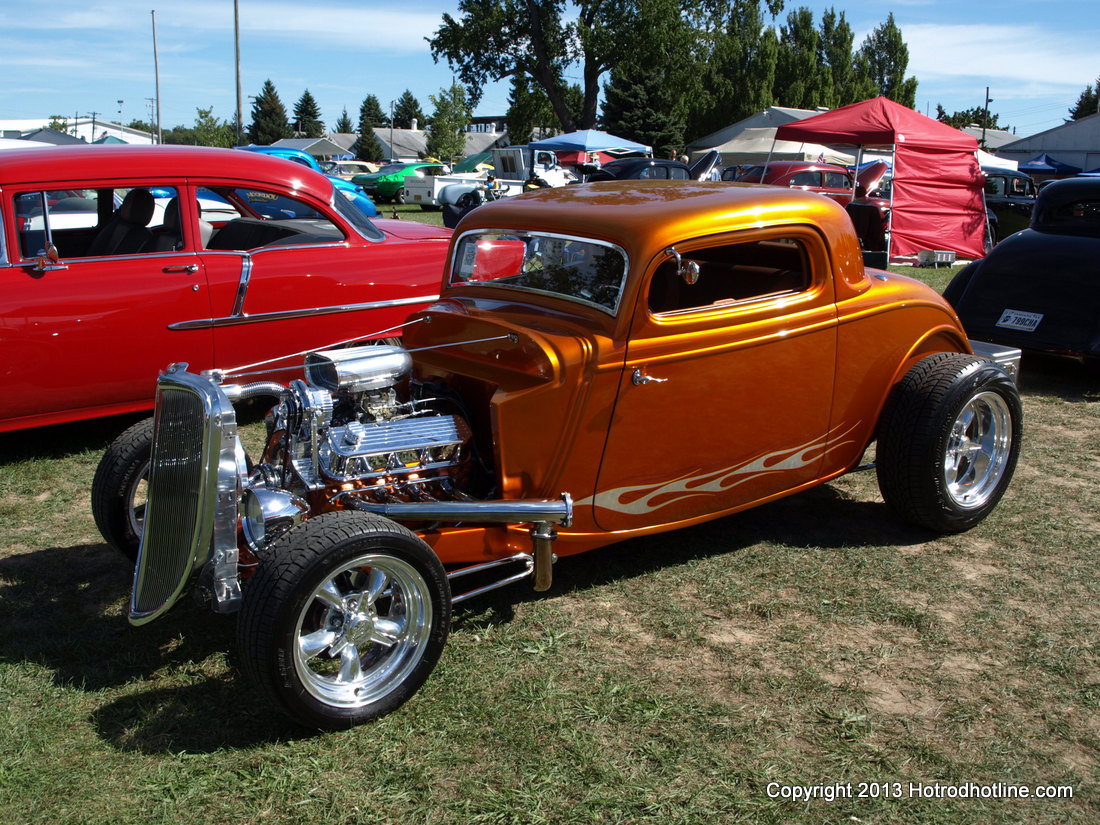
[394,188,407,205]
[876,353,1021,533]
[237,511,450,730]
[91,417,154,562]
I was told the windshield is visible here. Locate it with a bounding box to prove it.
[450,231,629,314]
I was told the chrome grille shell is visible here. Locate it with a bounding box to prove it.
[129,366,239,625]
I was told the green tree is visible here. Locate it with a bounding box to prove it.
[601,64,685,157]
[935,105,1004,131]
[354,96,387,161]
[855,13,917,107]
[774,7,828,109]
[354,128,385,162]
[1068,76,1099,120]
[819,8,865,106]
[392,90,426,129]
[248,79,292,144]
[293,89,324,137]
[192,106,235,147]
[430,0,640,132]
[47,115,71,133]
[426,83,472,163]
[359,94,390,128]
[684,0,780,141]
[162,124,198,145]
[506,75,582,143]
[334,108,354,134]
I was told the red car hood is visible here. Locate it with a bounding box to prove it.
[376,219,452,241]
[856,160,890,191]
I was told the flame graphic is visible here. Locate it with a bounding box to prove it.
[579,423,861,516]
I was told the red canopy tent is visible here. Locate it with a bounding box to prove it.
[775,97,986,260]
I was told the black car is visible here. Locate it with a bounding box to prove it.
[983,166,1037,243]
[582,150,720,183]
[944,177,1100,360]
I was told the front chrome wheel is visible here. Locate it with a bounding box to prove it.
[238,511,450,729]
[294,553,433,709]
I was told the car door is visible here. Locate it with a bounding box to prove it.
[592,227,838,532]
[2,184,213,426]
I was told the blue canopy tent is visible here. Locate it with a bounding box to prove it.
[529,129,651,155]
[1018,154,1082,175]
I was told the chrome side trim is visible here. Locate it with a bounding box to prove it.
[167,293,440,331]
[230,255,254,317]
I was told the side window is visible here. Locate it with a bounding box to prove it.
[790,171,819,187]
[639,167,668,179]
[670,167,690,180]
[985,176,1007,197]
[823,172,850,189]
[1010,177,1033,197]
[16,187,179,259]
[648,237,811,315]
[204,187,345,251]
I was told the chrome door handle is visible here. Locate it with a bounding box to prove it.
[632,368,668,386]
[163,264,199,273]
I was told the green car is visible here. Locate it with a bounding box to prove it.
[352,162,448,204]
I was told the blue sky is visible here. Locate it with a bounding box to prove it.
[2,0,1096,139]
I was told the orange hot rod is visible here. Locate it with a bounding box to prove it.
[95,180,1023,729]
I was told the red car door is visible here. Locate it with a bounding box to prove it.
[1,185,213,428]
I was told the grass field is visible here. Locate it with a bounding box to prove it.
[1,245,1097,823]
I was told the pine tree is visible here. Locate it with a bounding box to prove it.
[247,79,292,144]
[601,65,684,158]
[293,89,324,137]
[359,95,390,128]
[334,108,354,134]
[354,96,387,161]
[1068,77,1099,120]
[392,90,426,129]
[426,83,472,163]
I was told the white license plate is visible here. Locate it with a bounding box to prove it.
[995,308,1043,332]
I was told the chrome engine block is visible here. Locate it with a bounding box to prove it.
[265,344,472,495]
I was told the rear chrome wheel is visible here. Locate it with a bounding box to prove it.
[942,390,1014,511]
[877,353,1022,533]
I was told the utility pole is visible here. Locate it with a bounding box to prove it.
[151,10,162,143]
[234,0,243,144]
[981,86,993,150]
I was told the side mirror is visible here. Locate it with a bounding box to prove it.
[665,246,700,285]
[34,242,65,272]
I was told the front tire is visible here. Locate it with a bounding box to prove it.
[91,417,154,562]
[237,511,450,730]
[876,353,1022,533]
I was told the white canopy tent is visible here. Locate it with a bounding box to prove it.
[693,127,854,168]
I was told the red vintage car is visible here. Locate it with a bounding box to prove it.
[726,159,890,209]
[96,181,1022,730]
[0,145,451,432]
